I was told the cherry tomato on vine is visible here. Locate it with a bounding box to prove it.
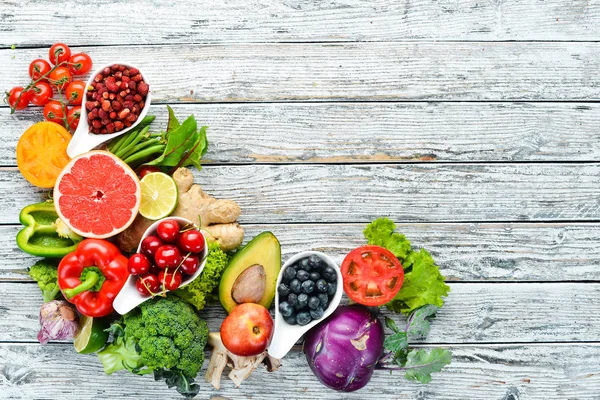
[128,253,152,275]
[180,254,200,275]
[136,274,160,297]
[154,245,182,269]
[340,245,404,307]
[28,59,52,81]
[66,106,81,131]
[49,43,71,65]
[136,165,161,179]
[65,80,86,105]
[48,66,72,90]
[178,229,205,253]
[29,82,53,106]
[6,87,32,110]
[43,100,67,125]
[68,53,93,75]
[158,270,183,291]
[156,219,181,243]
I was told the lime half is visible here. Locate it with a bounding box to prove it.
[139,172,178,220]
[74,316,109,354]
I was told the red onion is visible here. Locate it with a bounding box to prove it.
[38,300,80,344]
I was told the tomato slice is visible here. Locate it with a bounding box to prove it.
[341,245,404,306]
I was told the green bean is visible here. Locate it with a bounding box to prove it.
[122,144,165,167]
[107,131,130,154]
[116,126,149,159]
[120,138,162,160]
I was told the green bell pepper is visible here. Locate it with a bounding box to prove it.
[16,201,83,258]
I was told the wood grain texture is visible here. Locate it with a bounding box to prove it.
[2,42,600,102]
[4,222,600,282]
[2,282,600,344]
[3,102,600,165]
[1,0,599,45]
[1,343,599,399]
[1,163,599,225]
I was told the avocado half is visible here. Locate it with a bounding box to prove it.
[219,232,281,313]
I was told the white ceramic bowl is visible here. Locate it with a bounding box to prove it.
[267,251,343,359]
[112,217,207,315]
[66,62,152,158]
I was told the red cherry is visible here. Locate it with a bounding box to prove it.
[136,274,160,296]
[154,245,182,269]
[141,235,163,259]
[178,229,205,253]
[128,253,151,275]
[157,219,181,243]
[158,270,183,291]
[180,254,200,275]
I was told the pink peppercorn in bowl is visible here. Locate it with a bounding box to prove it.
[66,62,152,158]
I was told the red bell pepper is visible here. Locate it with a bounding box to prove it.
[58,239,129,317]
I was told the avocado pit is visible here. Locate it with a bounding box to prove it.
[231,264,266,304]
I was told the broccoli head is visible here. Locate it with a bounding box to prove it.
[29,259,61,302]
[123,295,209,379]
[174,241,229,310]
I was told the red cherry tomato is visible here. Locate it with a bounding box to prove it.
[340,245,404,307]
[178,229,205,253]
[137,165,161,179]
[43,100,67,125]
[7,86,33,110]
[157,219,181,243]
[48,66,72,90]
[180,254,200,275]
[154,245,182,269]
[141,235,163,259]
[159,270,183,291]
[65,80,86,105]
[68,53,93,75]
[30,82,53,106]
[136,274,160,297]
[128,253,151,275]
[49,43,71,65]
[66,106,81,132]
[29,59,52,81]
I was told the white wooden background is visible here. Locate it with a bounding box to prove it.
[1,1,599,399]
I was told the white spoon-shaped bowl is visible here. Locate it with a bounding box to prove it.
[66,62,152,158]
[268,251,343,359]
[112,217,207,315]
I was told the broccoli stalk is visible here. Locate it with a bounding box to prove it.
[29,259,61,302]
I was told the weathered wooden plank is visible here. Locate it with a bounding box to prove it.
[1,0,599,45]
[1,163,599,225]
[4,222,600,282]
[0,342,599,399]
[2,42,600,102]
[2,282,600,343]
[3,102,600,166]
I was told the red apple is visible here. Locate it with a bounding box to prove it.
[220,303,274,356]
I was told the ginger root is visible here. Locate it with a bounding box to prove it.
[205,332,280,389]
[116,168,244,252]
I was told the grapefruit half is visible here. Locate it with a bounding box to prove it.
[54,151,141,239]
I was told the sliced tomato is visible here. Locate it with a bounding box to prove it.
[341,245,404,306]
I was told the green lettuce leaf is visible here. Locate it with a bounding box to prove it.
[363,218,450,314]
[403,348,452,384]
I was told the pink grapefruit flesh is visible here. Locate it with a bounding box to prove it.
[54,151,141,239]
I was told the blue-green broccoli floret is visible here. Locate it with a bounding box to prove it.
[123,295,209,379]
[174,241,230,310]
[29,259,61,302]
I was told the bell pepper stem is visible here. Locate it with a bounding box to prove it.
[63,271,100,299]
